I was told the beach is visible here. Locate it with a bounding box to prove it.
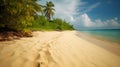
[0,31,120,67]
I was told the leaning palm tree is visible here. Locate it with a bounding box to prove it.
[0,0,43,31]
[44,1,55,20]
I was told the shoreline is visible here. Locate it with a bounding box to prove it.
[76,31,120,56]
[0,31,120,67]
[77,30,120,44]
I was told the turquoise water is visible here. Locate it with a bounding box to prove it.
[78,29,120,44]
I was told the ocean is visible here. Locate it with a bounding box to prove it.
[78,29,120,44]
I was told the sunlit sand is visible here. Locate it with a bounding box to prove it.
[0,31,120,67]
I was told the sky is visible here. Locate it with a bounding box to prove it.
[39,0,120,29]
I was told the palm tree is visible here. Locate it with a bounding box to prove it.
[25,0,43,15]
[44,1,55,20]
[0,0,43,31]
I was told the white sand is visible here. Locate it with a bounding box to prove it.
[0,31,120,67]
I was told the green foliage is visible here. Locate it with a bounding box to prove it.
[52,18,74,30]
[28,16,74,31]
[0,0,74,32]
[44,1,55,21]
[0,0,42,31]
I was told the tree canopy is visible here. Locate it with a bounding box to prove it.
[44,1,55,21]
[0,0,74,32]
[0,0,42,31]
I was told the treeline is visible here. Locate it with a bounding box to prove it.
[30,15,74,31]
[0,0,74,32]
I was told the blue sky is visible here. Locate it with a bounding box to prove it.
[39,0,120,29]
[83,0,120,20]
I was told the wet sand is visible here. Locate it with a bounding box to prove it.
[0,31,120,67]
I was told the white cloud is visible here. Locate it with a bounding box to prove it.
[81,2,100,14]
[72,13,120,29]
[54,0,79,22]
[38,0,120,29]
[80,14,93,27]
[38,0,100,22]
[39,0,80,22]
[77,2,100,15]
